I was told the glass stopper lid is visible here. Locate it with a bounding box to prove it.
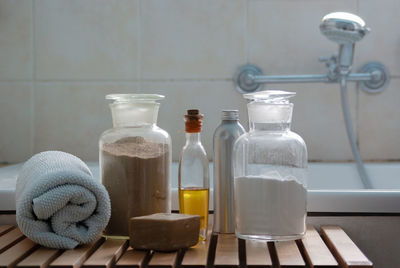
[244,90,295,103]
[106,94,165,102]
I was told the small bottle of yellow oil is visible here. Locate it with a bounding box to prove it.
[178,110,210,241]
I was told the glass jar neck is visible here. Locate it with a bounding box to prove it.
[248,102,293,132]
[185,132,201,144]
[110,102,159,127]
[249,122,291,132]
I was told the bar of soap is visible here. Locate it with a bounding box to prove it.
[129,213,200,252]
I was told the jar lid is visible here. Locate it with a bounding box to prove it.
[245,90,295,124]
[244,90,295,103]
[106,94,165,103]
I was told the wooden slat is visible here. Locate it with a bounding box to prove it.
[0,223,374,268]
[321,226,373,268]
[299,226,338,267]
[148,251,180,268]
[0,225,14,236]
[245,240,272,267]
[83,239,128,268]
[50,237,104,268]
[181,230,212,268]
[274,240,305,267]
[0,238,38,268]
[17,247,62,268]
[0,228,25,254]
[115,247,148,268]
[214,234,239,267]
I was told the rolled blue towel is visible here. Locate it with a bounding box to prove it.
[16,151,111,249]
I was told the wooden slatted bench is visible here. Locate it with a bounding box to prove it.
[0,224,372,268]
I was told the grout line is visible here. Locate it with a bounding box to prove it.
[31,0,36,81]
[244,0,249,64]
[2,76,398,85]
[30,0,36,157]
[0,78,32,83]
[30,83,35,157]
[355,83,360,149]
[35,79,142,83]
[137,0,142,82]
[31,78,232,83]
[2,76,399,83]
[0,80,33,83]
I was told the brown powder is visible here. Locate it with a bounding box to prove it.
[101,136,170,236]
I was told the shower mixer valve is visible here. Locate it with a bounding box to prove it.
[234,12,390,189]
[319,54,339,81]
[234,12,389,95]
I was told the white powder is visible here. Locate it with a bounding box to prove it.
[234,176,307,238]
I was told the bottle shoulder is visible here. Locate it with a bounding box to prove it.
[233,130,308,165]
[179,144,210,180]
[100,127,115,138]
[213,122,246,139]
[235,130,307,150]
[286,131,306,147]
[99,125,171,145]
[152,126,172,144]
[181,143,208,158]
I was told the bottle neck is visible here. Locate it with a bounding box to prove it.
[249,122,291,132]
[185,132,201,145]
[222,119,239,123]
[110,102,159,127]
[248,102,293,132]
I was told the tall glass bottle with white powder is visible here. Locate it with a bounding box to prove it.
[233,90,307,241]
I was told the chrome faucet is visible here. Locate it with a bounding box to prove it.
[234,12,389,95]
[234,12,390,189]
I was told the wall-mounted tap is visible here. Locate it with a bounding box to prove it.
[234,12,390,189]
[234,12,389,94]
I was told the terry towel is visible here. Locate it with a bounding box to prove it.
[16,151,111,249]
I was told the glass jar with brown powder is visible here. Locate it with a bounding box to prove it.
[99,94,171,238]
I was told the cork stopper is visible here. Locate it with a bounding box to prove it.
[184,109,203,133]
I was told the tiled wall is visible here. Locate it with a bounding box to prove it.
[1,0,399,163]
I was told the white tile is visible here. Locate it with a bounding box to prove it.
[0,1,32,80]
[32,82,361,163]
[34,83,139,161]
[248,0,358,75]
[0,83,32,163]
[35,0,139,80]
[282,83,357,161]
[142,81,358,162]
[359,79,400,160]
[139,81,248,161]
[358,0,400,76]
[141,0,246,79]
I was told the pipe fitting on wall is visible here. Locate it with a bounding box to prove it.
[233,62,389,94]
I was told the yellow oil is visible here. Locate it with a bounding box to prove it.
[179,187,209,241]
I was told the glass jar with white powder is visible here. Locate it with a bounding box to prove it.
[233,90,307,241]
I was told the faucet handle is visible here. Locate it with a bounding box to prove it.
[319,56,330,63]
[319,57,333,68]
[319,54,338,62]
[319,54,339,81]
[319,54,338,67]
